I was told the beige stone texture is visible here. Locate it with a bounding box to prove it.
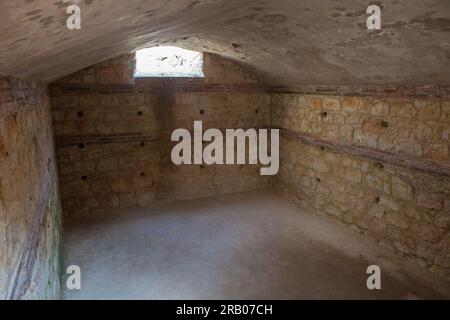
[272,93,450,278]
[0,77,61,300]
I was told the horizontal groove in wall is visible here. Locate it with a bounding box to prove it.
[56,133,157,147]
[270,84,450,99]
[278,128,450,178]
[51,81,450,99]
[55,126,271,148]
[50,82,270,95]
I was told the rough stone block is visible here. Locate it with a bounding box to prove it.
[392,176,414,201]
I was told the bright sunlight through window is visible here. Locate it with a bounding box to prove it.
[135,46,204,78]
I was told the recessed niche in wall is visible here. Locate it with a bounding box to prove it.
[134,46,204,78]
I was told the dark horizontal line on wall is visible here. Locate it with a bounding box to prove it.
[50,80,270,95]
[270,84,450,100]
[55,126,271,148]
[278,128,450,178]
[50,80,450,99]
[56,133,158,147]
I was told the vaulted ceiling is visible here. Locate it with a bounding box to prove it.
[1,0,449,85]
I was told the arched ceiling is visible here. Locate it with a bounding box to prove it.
[1,0,450,85]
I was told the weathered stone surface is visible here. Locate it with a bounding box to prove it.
[416,192,445,211]
[273,92,450,278]
[0,76,61,300]
[418,103,441,121]
[410,222,443,243]
[342,97,359,112]
[52,54,271,218]
[371,101,390,116]
[275,95,450,164]
[392,176,415,201]
[369,205,387,219]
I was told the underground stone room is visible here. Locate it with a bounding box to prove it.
[0,0,450,301]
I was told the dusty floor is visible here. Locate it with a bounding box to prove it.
[62,190,450,300]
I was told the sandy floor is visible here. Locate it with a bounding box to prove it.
[62,190,450,299]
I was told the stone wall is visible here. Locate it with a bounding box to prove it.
[272,94,449,164]
[203,53,261,84]
[272,93,450,278]
[0,76,62,299]
[50,53,270,218]
[56,53,136,85]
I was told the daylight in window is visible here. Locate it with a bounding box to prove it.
[135,46,204,78]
